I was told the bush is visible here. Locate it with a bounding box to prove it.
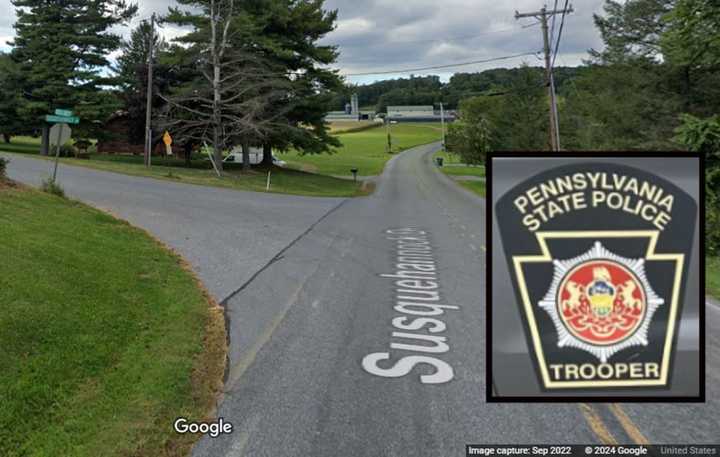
[49,144,77,157]
[707,166,720,256]
[674,114,720,255]
[41,178,65,198]
[0,157,8,178]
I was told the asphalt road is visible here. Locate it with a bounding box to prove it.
[2,153,343,300]
[192,143,596,456]
[5,148,718,454]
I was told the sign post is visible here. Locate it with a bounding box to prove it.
[45,109,79,184]
[163,131,173,156]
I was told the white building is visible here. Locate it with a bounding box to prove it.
[387,106,435,119]
[386,105,455,122]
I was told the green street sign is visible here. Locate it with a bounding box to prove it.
[54,109,74,117]
[45,115,80,125]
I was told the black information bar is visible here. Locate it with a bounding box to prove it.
[466,445,719,457]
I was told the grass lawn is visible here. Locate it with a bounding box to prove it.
[0,181,225,456]
[1,142,365,197]
[433,150,486,177]
[0,136,368,197]
[0,136,42,154]
[707,257,720,298]
[458,180,487,198]
[327,120,381,134]
[284,123,442,176]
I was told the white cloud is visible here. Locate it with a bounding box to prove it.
[0,0,609,83]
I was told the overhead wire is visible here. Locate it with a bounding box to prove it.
[341,51,541,77]
[551,0,571,69]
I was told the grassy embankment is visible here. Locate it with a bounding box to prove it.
[0,181,225,457]
[708,257,720,298]
[0,123,441,196]
[433,150,486,197]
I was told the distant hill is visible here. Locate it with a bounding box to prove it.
[331,66,584,112]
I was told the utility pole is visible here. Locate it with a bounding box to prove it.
[439,102,446,153]
[144,13,156,168]
[515,4,573,152]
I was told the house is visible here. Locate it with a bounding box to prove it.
[96,112,145,155]
[96,111,178,157]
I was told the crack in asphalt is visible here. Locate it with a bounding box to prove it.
[217,197,351,385]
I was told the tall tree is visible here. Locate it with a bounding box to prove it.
[590,0,676,63]
[230,0,343,166]
[445,66,547,152]
[446,102,492,165]
[10,0,137,142]
[0,53,26,143]
[115,20,172,147]
[674,114,720,255]
[165,0,341,170]
[662,0,720,69]
[163,0,291,172]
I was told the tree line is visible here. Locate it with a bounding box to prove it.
[330,67,582,113]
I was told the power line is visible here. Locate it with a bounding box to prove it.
[551,0,571,69]
[550,0,559,44]
[341,51,540,77]
[515,5,573,152]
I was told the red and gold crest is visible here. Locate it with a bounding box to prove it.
[558,260,646,347]
[538,242,664,363]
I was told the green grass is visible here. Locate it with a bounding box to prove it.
[458,180,487,197]
[0,136,42,154]
[0,183,225,457]
[327,120,381,134]
[0,136,368,197]
[1,125,443,194]
[2,149,365,197]
[707,257,720,298]
[433,150,486,177]
[284,123,443,176]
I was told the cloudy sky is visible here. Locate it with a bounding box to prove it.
[0,0,607,84]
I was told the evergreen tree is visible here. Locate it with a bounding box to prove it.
[231,0,343,165]
[590,0,676,64]
[164,0,341,168]
[662,0,720,69]
[0,53,26,143]
[10,0,137,140]
[115,20,172,146]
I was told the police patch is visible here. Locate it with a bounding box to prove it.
[494,159,698,392]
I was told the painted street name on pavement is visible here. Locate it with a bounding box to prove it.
[362,227,457,384]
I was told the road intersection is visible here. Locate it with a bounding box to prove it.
[4,146,718,455]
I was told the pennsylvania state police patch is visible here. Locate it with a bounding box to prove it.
[490,156,702,398]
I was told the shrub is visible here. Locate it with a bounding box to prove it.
[0,157,8,178]
[675,114,720,255]
[707,167,720,256]
[50,144,77,157]
[41,178,65,198]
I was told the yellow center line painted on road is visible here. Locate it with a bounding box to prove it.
[579,403,618,445]
[608,404,650,445]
